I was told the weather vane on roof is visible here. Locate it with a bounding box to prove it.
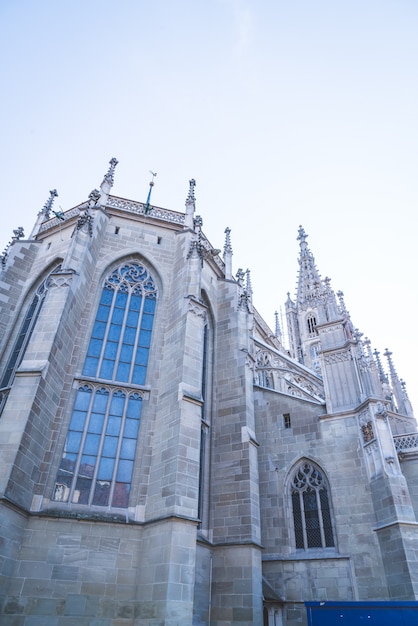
[144,170,157,214]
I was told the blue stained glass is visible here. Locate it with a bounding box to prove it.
[116,362,130,382]
[130,295,142,311]
[66,431,82,453]
[102,436,118,457]
[100,359,114,380]
[74,388,92,410]
[126,397,142,419]
[144,298,156,314]
[120,438,136,460]
[83,357,98,377]
[92,391,109,412]
[97,304,111,322]
[87,338,102,357]
[141,314,154,330]
[79,456,96,477]
[115,292,128,308]
[120,344,134,362]
[84,433,101,455]
[89,413,104,434]
[108,323,122,341]
[126,310,139,326]
[57,263,157,509]
[69,410,87,431]
[124,418,140,438]
[135,346,149,366]
[132,365,146,385]
[100,288,114,305]
[109,394,125,416]
[97,457,115,480]
[103,341,118,360]
[138,330,151,348]
[92,321,106,339]
[106,415,122,436]
[123,326,136,345]
[111,306,125,324]
[116,459,134,482]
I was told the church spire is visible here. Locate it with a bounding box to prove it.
[296,226,324,306]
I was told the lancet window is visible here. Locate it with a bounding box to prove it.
[291,461,335,550]
[0,267,59,417]
[307,313,317,336]
[53,261,157,509]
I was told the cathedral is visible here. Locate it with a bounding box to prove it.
[0,158,417,626]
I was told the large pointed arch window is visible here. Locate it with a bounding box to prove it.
[291,461,335,549]
[53,261,157,508]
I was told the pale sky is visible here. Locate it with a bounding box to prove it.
[1,0,417,412]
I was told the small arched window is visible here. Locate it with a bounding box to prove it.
[53,261,157,509]
[291,461,335,550]
[307,313,317,336]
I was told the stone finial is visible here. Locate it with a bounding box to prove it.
[246,269,253,299]
[42,189,59,219]
[102,158,119,186]
[185,179,196,228]
[236,268,245,286]
[384,349,398,381]
[275,310,281,338]
[188,179,196,201]
[223,227,233,279]
[88,189,101,208]
[1,226,25,269]
[223,227,232,255]
[374,349,388,383]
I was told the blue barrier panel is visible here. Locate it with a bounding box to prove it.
[305,601,418,625]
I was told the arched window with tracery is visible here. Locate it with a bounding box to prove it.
[291,460,335,550]
[53,261,157,509]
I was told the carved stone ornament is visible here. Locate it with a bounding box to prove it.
[323,350,352,365]
[187,300,207,321]
[361,421,375,443]
[48,271,75,289]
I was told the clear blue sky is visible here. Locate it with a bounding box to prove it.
[1,0,417,412]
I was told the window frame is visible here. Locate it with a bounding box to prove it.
[289,460,335,551]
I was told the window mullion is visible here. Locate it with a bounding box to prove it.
[108,392,129,506]
[316,488,326,547]
[112,289,132,382]
[87,388,113,506]
[68,387,96,503]
[300,489,308,549]
[97,288,117,377]
[128,291,144,384]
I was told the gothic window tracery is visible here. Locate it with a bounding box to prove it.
[291,461,335,550]
[53,261,157,509]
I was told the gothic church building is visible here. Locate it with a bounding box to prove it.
[1,159,417,626]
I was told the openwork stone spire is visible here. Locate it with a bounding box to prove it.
[296,226,323,306]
